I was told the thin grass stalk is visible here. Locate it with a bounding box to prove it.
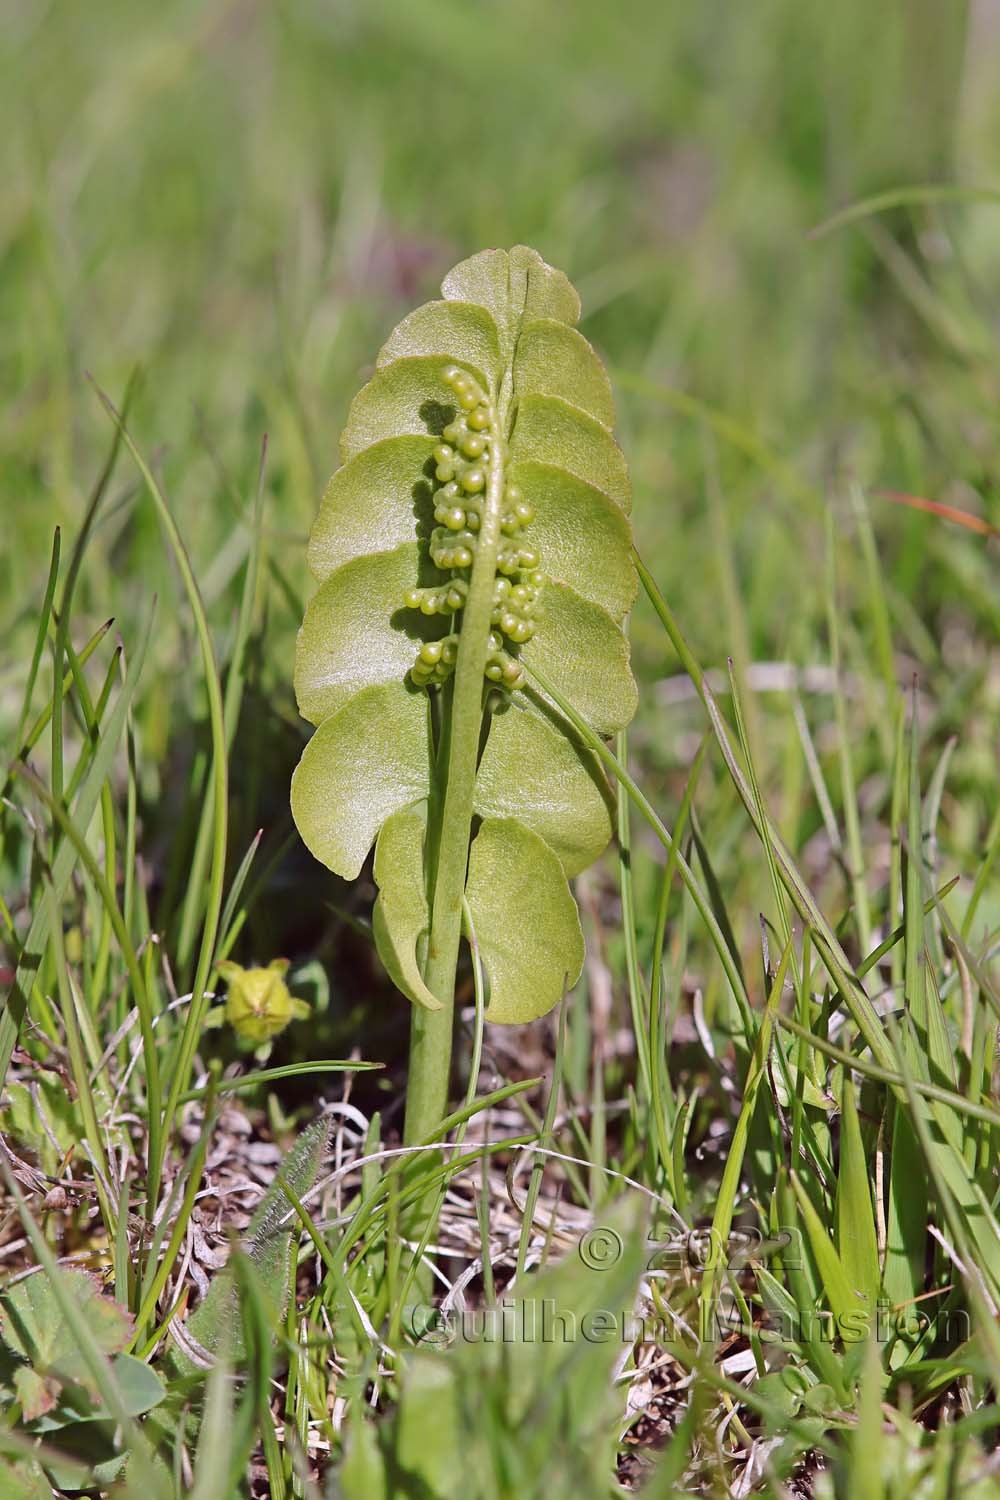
[92,384,230,1206]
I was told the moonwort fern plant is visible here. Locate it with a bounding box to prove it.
[291,246,636,1144]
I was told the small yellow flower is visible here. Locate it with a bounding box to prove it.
[216,958,310,1044]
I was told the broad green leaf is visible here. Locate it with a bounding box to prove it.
[510,462,635,618]
[30,1354,166,1429]
[474,703,613,877]
[295,544,444,725]
[0,1269,133,1414]
[377,299,501,378]
[307,436,436,581]
[510,394,631,511]
[372,803,441,1011]
[512,319,615,425]
[0,1269,133,1367]
[521,581,637,736]
[291,682,430,879]
[87,1354,165,1420]
[4,1073,78,1167]
[340,355,476,459]
[465,818,584,1024]
[13,1367,60,1422]
[441,244,581,343]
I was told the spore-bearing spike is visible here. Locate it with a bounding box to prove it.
[410,632,460,687]
[430,527,477,571]
[406,364,541,693]
[404,581,468,616]
[484,645,525,691]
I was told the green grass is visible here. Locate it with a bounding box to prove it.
[2,0,1000,1495]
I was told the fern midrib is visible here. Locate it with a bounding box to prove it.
[403,384,509,1143]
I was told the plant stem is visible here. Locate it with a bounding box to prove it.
[403,397,507,1146]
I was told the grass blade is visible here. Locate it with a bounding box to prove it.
[835,1076,881,1311]
[90,382,229,1205]
[0,608,154,1086]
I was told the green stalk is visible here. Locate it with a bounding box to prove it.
[59,620,118,1007]
[176,438,267,975]
[43,879,115,1236]
[616,725,653,1105]
[13,526,60,754]
[403,396,508,1146]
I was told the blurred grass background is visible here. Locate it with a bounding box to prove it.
[2,0,998,999]
[4,11,1000,1489]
